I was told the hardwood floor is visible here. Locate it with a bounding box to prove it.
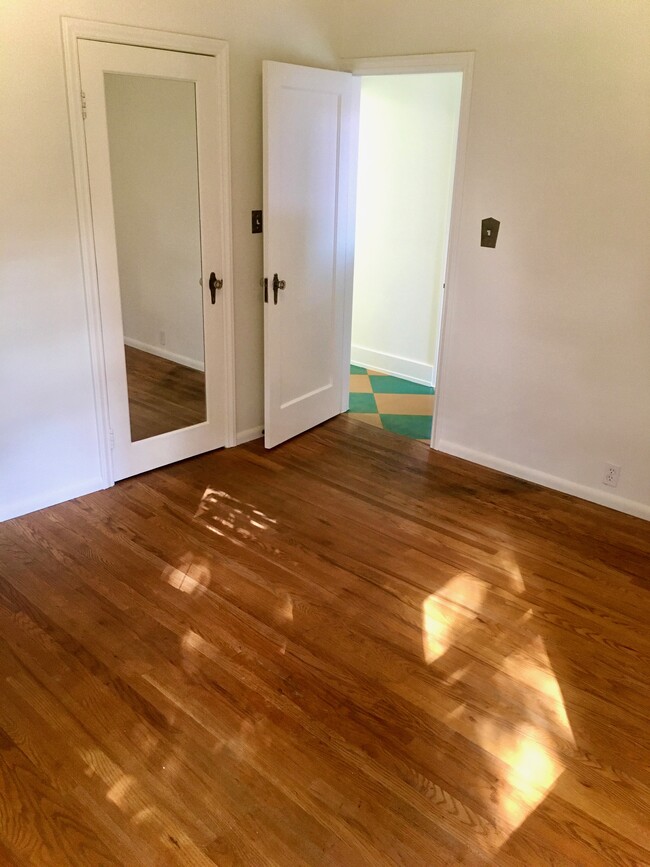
[0,416,648,865]
[124,345,206,441]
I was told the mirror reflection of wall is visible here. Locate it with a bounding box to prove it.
[104,73,206,441]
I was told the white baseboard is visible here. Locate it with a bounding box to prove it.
[124,337,205,372]
[0,476,107,523]
[236,426,264,445]
[436,440,650,522]
[351,345,434,386]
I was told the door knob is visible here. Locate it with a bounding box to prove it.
[272,273,286,305]
[209,272,223,304]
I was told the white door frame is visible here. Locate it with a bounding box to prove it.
[62,18,236,487]
[340,52,474,450]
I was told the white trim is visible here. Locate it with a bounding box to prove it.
[214,44,237,448]
[340,52,475,447]
[438,440,650,523]
[351,346,433,386]
[61,18,237,476]
[428,55,474,453]
[62,18,225,56]
[0,477,105,524]
[339,78,361,413]
[123,337,205,372]
[236,426,264,445]
[62,19,114,488]
[342,52,475,76]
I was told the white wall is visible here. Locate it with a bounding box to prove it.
[105,74,205,371]
[2,0,650,523]
[0,0,336,521]
[352,73,461,386]
[333,0,650,519]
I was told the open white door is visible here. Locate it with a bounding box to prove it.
[263,62,360,448]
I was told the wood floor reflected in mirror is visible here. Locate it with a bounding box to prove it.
[124,345,206,441]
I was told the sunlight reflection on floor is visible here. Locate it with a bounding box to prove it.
[421,559,574,854]
[193,488,277,542]
[422,573,488,664]
[163,552,212,597]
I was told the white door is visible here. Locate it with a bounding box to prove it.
[79,40,232,480]
[263,62,360,448]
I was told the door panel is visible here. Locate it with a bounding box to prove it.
[79,40,229,480]
[263,62,360,448]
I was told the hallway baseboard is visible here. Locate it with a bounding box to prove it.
[351,346,433,386]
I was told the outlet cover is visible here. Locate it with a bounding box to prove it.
[603,463,621,488]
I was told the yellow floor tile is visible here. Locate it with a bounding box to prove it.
[366,369,388,376]
[349,374,373,394]
[374,393,435,415]
[348,412,383,428]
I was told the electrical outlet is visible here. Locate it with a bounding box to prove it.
[160,330,166,346]
[603,463,621,488]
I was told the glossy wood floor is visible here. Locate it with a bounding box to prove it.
[124,345,206,442]
[0,416,649,866]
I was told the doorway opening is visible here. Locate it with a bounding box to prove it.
[347,68,464,445]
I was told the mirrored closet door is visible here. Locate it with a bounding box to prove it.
[79,39,231,480]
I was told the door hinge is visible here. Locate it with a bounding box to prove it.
[109,429,115,450]
[80,90,87,120]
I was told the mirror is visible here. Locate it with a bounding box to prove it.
[104,73,206,442]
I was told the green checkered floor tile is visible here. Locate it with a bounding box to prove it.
[381,413,432,440]
[349,392,377,413]
[347,366,435,442]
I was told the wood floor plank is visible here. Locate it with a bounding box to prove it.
[0,721,123,867]
[0,415,648,864]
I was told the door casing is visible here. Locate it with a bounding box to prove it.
[62,18,236,487]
